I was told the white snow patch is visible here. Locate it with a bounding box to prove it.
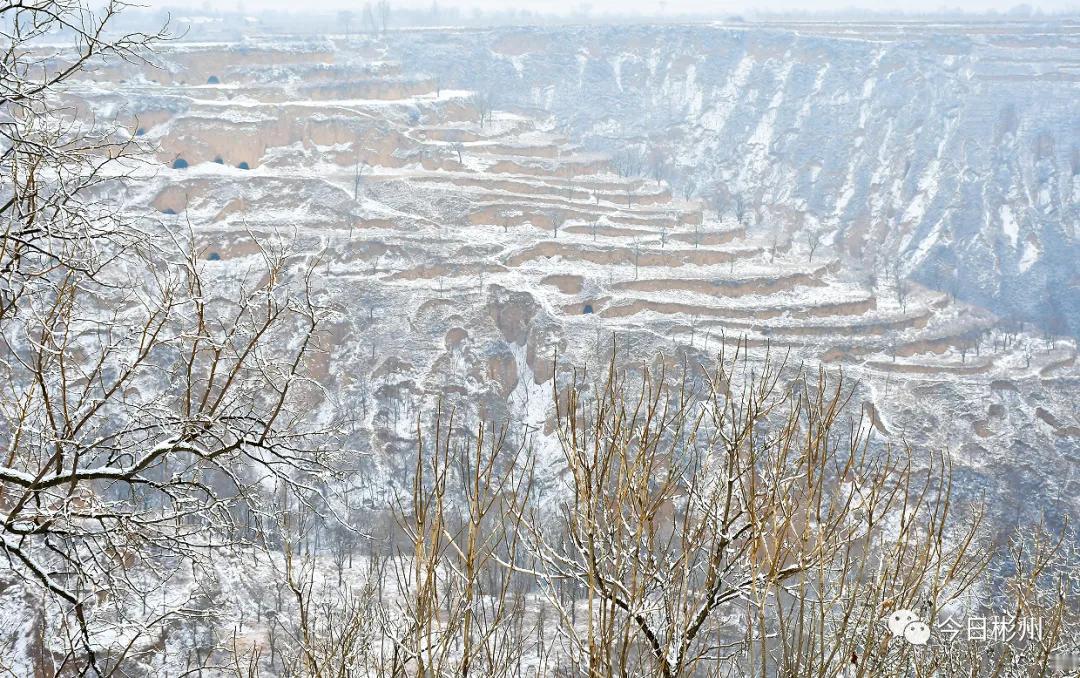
[698,54,754,133]
[1018,239,1040,272]
[1000,204,1018,248]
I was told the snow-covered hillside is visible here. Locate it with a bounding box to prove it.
[70,31,1079,534]
[380,20,1080,339]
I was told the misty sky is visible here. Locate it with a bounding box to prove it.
[158,0,1078,15]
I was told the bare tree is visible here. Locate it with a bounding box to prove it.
[260,500,380,677]
[206,346,1076,677]
[338,10,353,40]
[386,413,535,676]
[647,144,667,186]
[546,208,565,239]
[1,0,166,321]
[734,195,746,225]
[805,227,823,262]
[0,2,334,672]
[520,347,987,677]
[471,91,494,129]
[890,258,910,313]
[353,149,368,201]
[707,189,725,218]
[362,1,378,33]
[681,179,697,202]
[611,147,644,179]
[769,223,782,262]
[564,164,577,201]
[376,0,391,33]
[959,337,972,363]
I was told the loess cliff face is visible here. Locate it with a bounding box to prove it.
[73,26,1078,528]
[381,20,1080,338]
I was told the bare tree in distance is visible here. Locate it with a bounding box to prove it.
[356,1,390,33]
[768,222,782,262]
[353,146,368,201]
[362,2,378,33]
[707,188,725,217]
[734,194,747,225]
[889,257,910,313]
[681,178,697,202]
[611,146,645,179]
[338,10,353,40]
[805,226,823,262]
[647,144,667,185]
[376,0,391,33]
[471,91,494,128]
[546,208,565,239]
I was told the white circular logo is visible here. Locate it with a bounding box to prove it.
[904,621,931,645]
[887,609,919,637]
[884,609,932,645]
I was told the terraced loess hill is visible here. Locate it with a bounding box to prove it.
[383,20,1080,338]
[78,37,1078,526]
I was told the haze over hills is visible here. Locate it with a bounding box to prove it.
[74,19,1078,527]
[378,19,1080,338]
[115,12,1080,340]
